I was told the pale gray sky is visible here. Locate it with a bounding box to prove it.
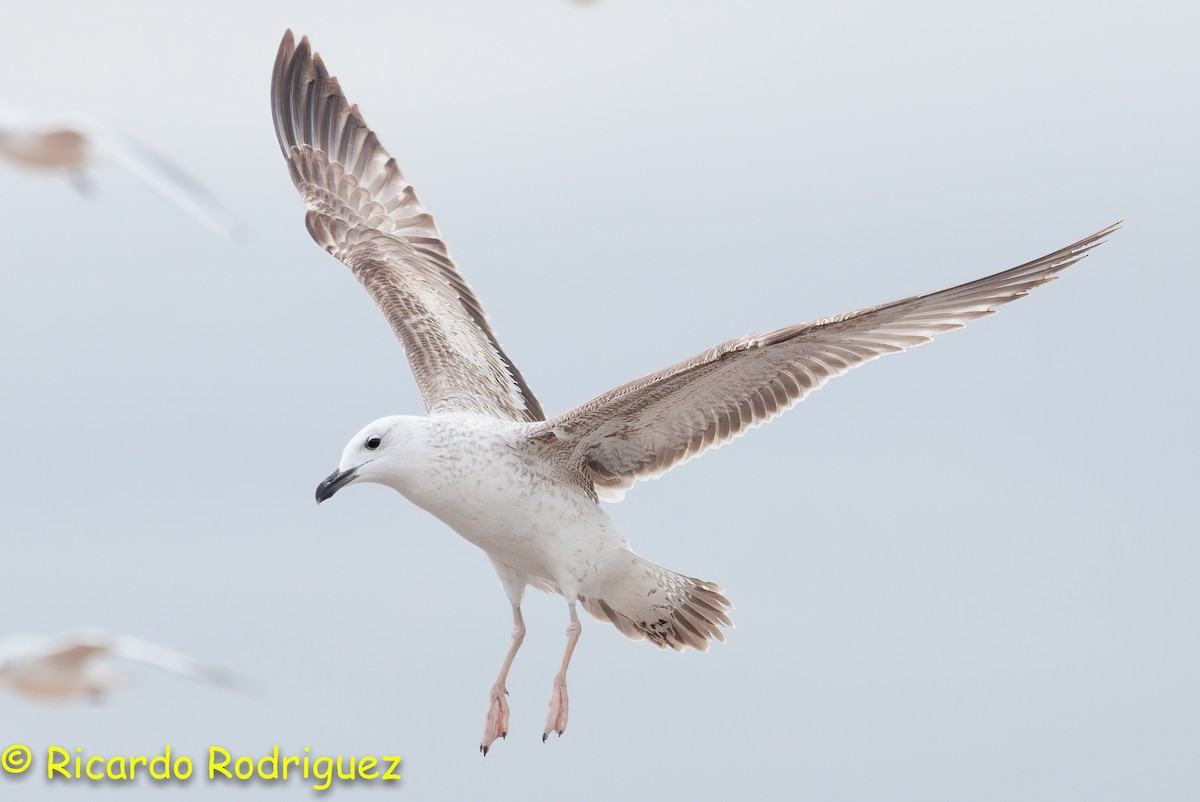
[1,0,1196,799]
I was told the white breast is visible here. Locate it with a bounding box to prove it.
[398,417,628,593]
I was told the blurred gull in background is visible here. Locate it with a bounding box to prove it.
[272,30,1117,756]
[0,106,243,240]
[0,628,247,703]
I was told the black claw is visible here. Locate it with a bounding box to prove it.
[501,732,506,739]
[481,745,489,756]
[557,730,563,737]
[542,732,548,743]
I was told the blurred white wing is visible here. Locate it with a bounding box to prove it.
[0,628,112,668]
[108,634,245,690]
[84,123,244,240]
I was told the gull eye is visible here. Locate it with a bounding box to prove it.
[366,437,382,450]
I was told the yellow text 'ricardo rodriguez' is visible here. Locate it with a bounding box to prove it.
[41,745,401,790]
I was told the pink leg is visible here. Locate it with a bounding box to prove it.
[480,604,525,756]
[543,601,581,742]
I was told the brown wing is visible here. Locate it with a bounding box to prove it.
[529,224,1117,500]
[271,31,544,422]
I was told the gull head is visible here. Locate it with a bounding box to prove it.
[315,416,423,503]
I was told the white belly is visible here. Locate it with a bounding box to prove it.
[400,434,627,594]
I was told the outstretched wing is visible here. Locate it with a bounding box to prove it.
[90,126,245,241]
[271,31,544,422]
[110,635,245,690]
[529,224,1117,501]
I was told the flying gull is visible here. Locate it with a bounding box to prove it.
[0,106,243,239]
[271,29,1116,754]
[0,628,245,703]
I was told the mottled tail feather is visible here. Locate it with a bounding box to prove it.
[579,551,733,652]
